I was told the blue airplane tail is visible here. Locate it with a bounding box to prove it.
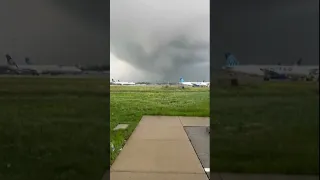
[225,52,239,67]
[179,77,184,82]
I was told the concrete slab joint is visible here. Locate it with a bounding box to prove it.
[110,116,210,180]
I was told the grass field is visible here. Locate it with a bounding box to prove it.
[110,82,318,174]
[110,85,209,163]
[0,77,318,180]
[0,77,109,180]
[211,82,319,174]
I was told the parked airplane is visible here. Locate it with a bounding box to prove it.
[110,79,135,85]
[25,58,84,75]
[5,54,82,75]
[222,53,319,81]
[6,55,39,75]
[25,57,83,75]
[179,77,210,87]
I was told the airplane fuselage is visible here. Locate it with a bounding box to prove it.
[8,65,82,75]
[111,81,135,85]
[180,81,210,87]
[224,65,319,79]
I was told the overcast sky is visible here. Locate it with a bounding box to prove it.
[110,0,210,82]
[211,0,319,68]
[112,0,319,81]
[0,0,109,66]
[1,0,318,82]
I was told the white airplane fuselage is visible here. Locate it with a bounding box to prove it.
[180,81,210,87]
[224,65,319,79]
[8,64,82,75]
[111,81,135,85]
[5,54,83,75]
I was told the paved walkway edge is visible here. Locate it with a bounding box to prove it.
[110,116,209,180]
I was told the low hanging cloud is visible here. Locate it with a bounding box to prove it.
[110,0,210,82]
[110,53,159,82]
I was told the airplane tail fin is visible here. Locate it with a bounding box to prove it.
[5,54,18,68]
[225,52,239,67]
[296,58,302,66]
[179,77,184,83]
[25,57,32,65]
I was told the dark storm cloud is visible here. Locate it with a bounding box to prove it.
[0,0,109,66]
[50,0,109,31]
[211,0,319,68]
[110,0,210,81]
[111,35,209,80]
[21,0,209,81]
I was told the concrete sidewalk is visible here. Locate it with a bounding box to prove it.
[110,116,209,180]
[108,116,318,180]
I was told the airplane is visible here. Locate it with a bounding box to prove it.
[260,66,319,81]
[222,53,319,81]
[110,79,135,85]
[5,54,82,75]
[6,54,39,75]
[261,57,318,81]
[54,65,83,75]
[25,56,83,75]
[179,77,210,87]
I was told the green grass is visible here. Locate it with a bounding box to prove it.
[0,77,109,180]
[211,82,319,174]
[110,85,209,162]
[0,77,209,180]
[0,77,318,179]
[110,82,319,175]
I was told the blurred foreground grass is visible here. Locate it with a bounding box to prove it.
[211,81,319,174]
[0,77,318,179]
[0,77,109,180]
